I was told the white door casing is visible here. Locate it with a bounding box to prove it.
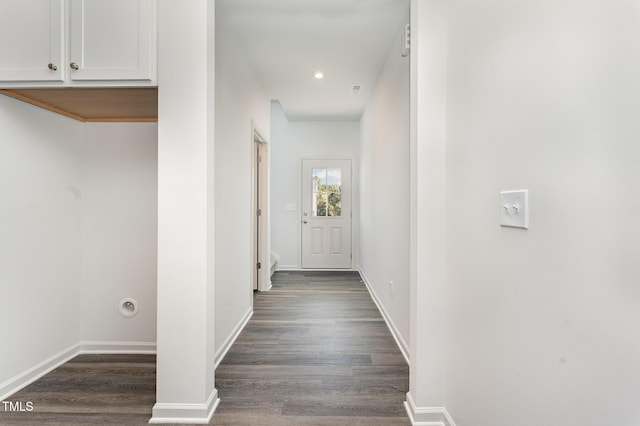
[253,125,270,291]
[301,159,352,269]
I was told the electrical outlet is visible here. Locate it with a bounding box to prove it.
[388,281,394,299]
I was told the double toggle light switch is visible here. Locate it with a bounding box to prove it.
[500,190,529,229]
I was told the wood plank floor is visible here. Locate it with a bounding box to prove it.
[0,354,156,425]
[0,271,410,425]
[212,271,410,425]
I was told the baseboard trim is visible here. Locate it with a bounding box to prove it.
[0,340,158,402]
[259,282,273,292]
[278,267,358,272]
[0,343,80,402]
[277,264,300,271]
[214,306,253,368]
[149,389,220,424]
[359,268,410,365]
[405,392,456,426]
[79,341,157,354]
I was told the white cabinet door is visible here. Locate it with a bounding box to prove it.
[301,159,352,269]
[0,0,63,82]
[69,0,154,81]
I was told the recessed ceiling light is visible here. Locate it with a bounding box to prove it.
[313,71,325,79]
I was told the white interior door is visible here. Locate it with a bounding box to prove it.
[301,159,352,269]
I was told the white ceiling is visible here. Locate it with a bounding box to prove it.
[218,0,410,121]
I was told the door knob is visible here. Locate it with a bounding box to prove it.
[70,62,79,70]
[48,63,57,71]
[303,220,308,224]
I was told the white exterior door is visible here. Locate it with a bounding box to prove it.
[301,159,352,269]
[0,0,64,82]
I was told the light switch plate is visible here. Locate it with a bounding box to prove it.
[500,190,529,229]
[285,203,296,211]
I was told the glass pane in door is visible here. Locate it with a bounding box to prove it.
[311,168,342,217]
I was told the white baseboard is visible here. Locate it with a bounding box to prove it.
[405,392,456,426]
[300,268,358,271]
[259,276,272,292]
[0,340,157,402]
[79,341,157,354]
[214,306,253,368]
[277,264,300,271]
[259,282,273,292]
[278,267,358,272]
[0,343,80,402]
[358,268,410,365]
[149,389,220,424]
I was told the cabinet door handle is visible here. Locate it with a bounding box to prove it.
[70,62,79,70]
[48,63,57,71]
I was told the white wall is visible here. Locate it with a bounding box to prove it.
[271,102,359,270]
[445,1,640,425]
[0,95,159,398]
[358,18,410,357]
[0,96,82,392]
[80,123,157,344]
[214,8,270,353]
[154,0,217,419]
[407,0,449,419]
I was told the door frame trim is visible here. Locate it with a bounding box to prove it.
[252,122,271,292]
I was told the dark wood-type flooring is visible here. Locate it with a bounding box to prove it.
[0,271,410,425]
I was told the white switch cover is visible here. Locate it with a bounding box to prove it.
[285,203,296,211]
[500,190,529,229]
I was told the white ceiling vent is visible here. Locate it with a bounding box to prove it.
[351,84,363,95]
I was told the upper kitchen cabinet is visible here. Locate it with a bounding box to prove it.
[0,0,64,82]
[69,0,154,82]
[0,0,157,87]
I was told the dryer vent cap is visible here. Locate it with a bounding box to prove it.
[119,298,139,318]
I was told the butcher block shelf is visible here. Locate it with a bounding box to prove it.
[0,88,158,122]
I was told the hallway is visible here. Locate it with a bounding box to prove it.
[212,271,409,425]
[0,272,409,425]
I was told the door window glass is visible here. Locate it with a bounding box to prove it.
[312,168,342,217]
